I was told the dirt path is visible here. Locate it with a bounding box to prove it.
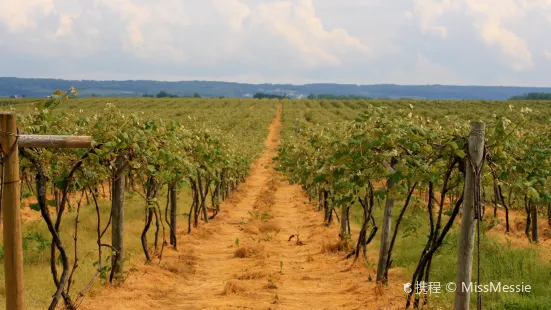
[82,105,405,310]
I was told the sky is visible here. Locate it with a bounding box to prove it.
[0,0,550,86]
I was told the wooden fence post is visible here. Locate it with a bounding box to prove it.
[1,111,92,310]
[111,155,126,276]
[1,113,25,310]
[454,121,485,310]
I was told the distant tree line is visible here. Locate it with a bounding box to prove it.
[142,91,201,98]
[253,92,288,99]
[509,92,551,100]
[5,77,551,100]
[307,94,371,100]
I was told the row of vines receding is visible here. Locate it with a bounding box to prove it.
[274,103,549,309]
[4,89,276,309]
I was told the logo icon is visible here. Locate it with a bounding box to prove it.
[403,282,413,294]
[446,282,456,292]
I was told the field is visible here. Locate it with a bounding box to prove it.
[0,95,551,309]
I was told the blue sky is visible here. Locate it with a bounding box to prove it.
[0,0,550,86]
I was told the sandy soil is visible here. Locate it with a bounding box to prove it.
[80,105,407,310]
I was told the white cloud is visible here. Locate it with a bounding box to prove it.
[0,0,54,31]
[477,20,533,70]
[214,0,250,30]
[529,0,551,25]
[95,0,151,47]
[413,0,536,70]
[413,0,461,38]
[464,0,533,71]
[27,0,365,66]
[55,14,76,37]
[545,51,551,60]
[252,0,369,67]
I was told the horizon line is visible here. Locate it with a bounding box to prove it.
[1,76,551,89]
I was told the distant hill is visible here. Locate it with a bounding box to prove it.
[508,92,551,100]
[1,77,551,100]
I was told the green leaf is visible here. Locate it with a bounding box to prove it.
[29,203,41,211]
[527,187,539,199]
[21,192,32,199]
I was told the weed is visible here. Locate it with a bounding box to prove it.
[248,210,260,219]
[22,231,50,252]
[261,212,272,222]
[21,191,33,200]
[262,233,273,242]
[92,255,113,281]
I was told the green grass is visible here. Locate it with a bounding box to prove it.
[346,198,551,310]
[0,185,192,310]
[423,233,551,309]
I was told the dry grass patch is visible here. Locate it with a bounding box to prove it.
[321,239,352,253]
[235,270,267,280]
[242,222,260,235]
[193,226,215,239]
[237,268,281,280]
[162,252,198,275]
[267,177,279,191]
[308,226,329,240]
[252,177,278,211]
[223,280,246,295]
[233,245,267,258]
[258,221,280,233]
[301,275,321,280]
[162,261,194,275]
[253,192,276,210]
[162,252,199,274]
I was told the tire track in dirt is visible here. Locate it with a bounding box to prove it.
[82,104,406,310]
